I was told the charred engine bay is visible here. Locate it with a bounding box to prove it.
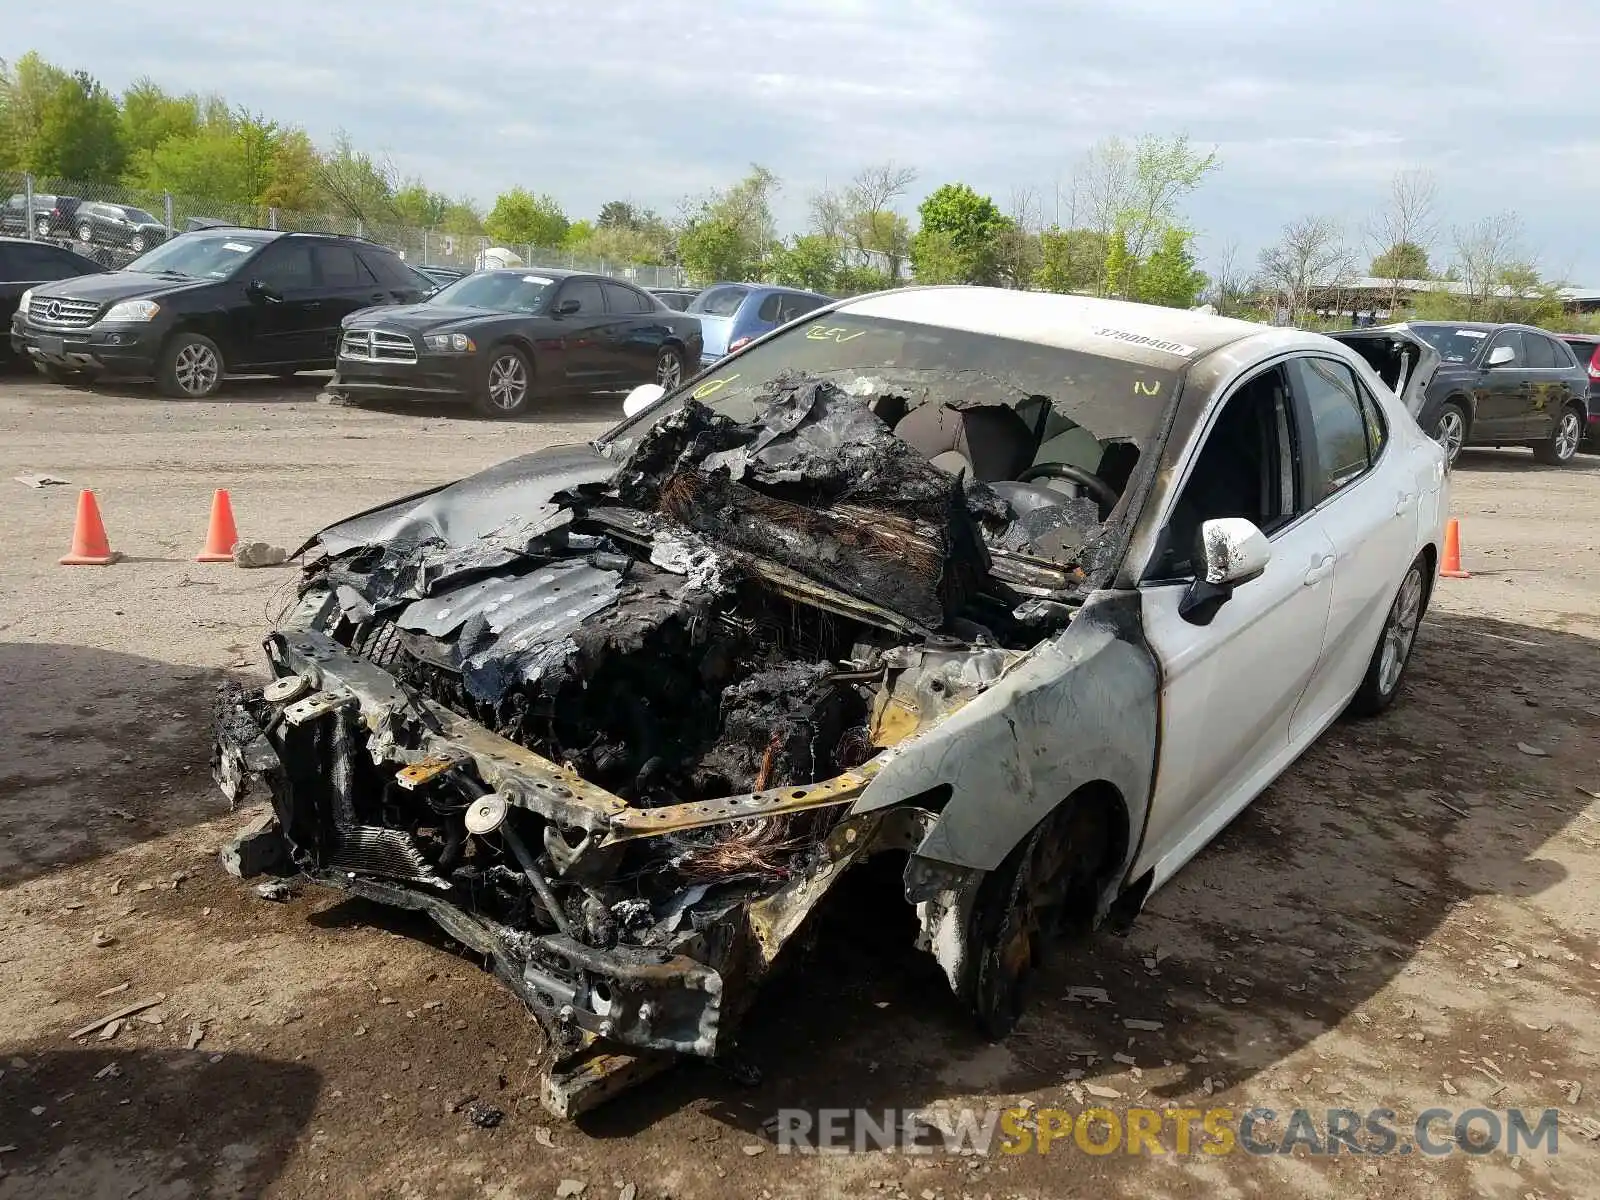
[299,376,1104,947]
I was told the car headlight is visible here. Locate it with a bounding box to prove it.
[18,288,33,314]
[424,332,476,353]
[103,299,161,323]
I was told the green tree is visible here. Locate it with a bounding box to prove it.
[769,233,842,291]
[0,53,68,171]
[676,165,779,282]
[1102,227,1134,298]
[262,128,321,211]
[119,79,199,160]
[1135,228,1207,308]
[484,188,568,247]
[563,219,595,250]
[597,200,640,230]
[31,70,125,181]
[315,132,400,223]
[1370,241,1431,281]
[911,183,1009,284]
[831,263,894,295]
[585,224,667,266]
[1034,228,1108,294]
[392,182,449,228]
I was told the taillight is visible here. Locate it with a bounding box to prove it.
[727,336,752,353]
[1588,347,1600,381]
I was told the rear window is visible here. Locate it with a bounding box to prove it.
[689,286,748,317]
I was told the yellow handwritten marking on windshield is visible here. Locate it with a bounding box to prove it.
[1133,380,1162,396]
[804,324,867,343]
[692,374,739,400]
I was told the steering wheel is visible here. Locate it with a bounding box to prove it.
[1017,461,1120,513]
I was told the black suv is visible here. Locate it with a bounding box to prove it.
[71,201,169,254]
[1335,321,1590,466]
[1,193,82,238]
[0,238,105,364]
[10,228,426,396]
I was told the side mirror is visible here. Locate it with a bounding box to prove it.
[1179,517,1271,626]
[1486,344,1516,367]
[623,383,666,418]
[553,298,580,316]
[247,278,281,304]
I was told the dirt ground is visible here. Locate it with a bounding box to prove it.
[2,370,1600,1200]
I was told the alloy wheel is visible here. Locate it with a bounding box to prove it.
[1435,409,1466,464]
[130,234,145,253]
[35,217,49,237]
[487,354,528,411]
[1556,411,1582,461]
[1377,565,1424,695]
[656,349,682,390]
[174,342,220,396]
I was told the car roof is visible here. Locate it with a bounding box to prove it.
[837,286,1264,366]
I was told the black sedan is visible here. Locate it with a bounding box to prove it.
[332,269,703,417]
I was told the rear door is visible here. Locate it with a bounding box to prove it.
[310,243,386,359]
[1283,355,1419,728]
[1473,328,1532,440]
[688,285,749,361]
[600,280,661,383]
[1519,330,1566,439]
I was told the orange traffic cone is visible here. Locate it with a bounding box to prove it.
[59,489,121,566]
[195,488,240,562]
[1440,518,1470,579]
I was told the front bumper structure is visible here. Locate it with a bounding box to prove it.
[214,623,910,1116]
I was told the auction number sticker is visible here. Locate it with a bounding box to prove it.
[1091,327,1197,357]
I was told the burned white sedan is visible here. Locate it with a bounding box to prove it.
[214,289,1448,1115]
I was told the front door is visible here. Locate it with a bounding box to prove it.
[544,278,610,385]
[1137,363,1335,885]
[239,240,321,368]
[1473,329,1533,440]
[600,281,660,384]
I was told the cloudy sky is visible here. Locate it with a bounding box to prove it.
[16,0,1600,279]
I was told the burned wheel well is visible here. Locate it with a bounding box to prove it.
[1052,780,1131,914]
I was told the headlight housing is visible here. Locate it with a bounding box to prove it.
[424,332,476,353]
[18,287,33,314]
[103,299,161,323]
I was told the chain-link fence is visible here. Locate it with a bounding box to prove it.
[0,171,687,286]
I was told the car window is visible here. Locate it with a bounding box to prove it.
[1288,357,1374,501]
[253,241,315,290]
[689,285,748,317]
[757,293,785,322]
[1156,365,1301,578]
[359,248,417,290]
[1486,328,1525,367]
[1359,384,1387,461]
[6,242,92,280]
[1523,332,1557,369]
[601,281,650,315]
[1564,338,1600,374]
[314,243,375,289]
[1544,334,1576,368]
[1411,325,1490,364]
[557,279,606,315]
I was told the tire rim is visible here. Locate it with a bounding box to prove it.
[1377,566,1424,695]
[1435,409,1465,464]
[36,218,49,236]
[130,234,144,253]
[78,226,91,242]
[1556,411,1581,460]
[174,342,220,395]
[487,354,528,411]
[656,350,682,389]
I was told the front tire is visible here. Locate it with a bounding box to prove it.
[158,332,225,398]
[1432,400,1468,466]
[474,345,532,417]
[1348,555,1428,717]
[34,216,50,238]
[1533,404,1583,466]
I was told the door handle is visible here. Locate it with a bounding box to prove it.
[1303,554,1335,586]
[370,293,385,302]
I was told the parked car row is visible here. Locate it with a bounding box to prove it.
[1333,320,1594,466]
[7,224,835,412]
[2,194,172,256]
